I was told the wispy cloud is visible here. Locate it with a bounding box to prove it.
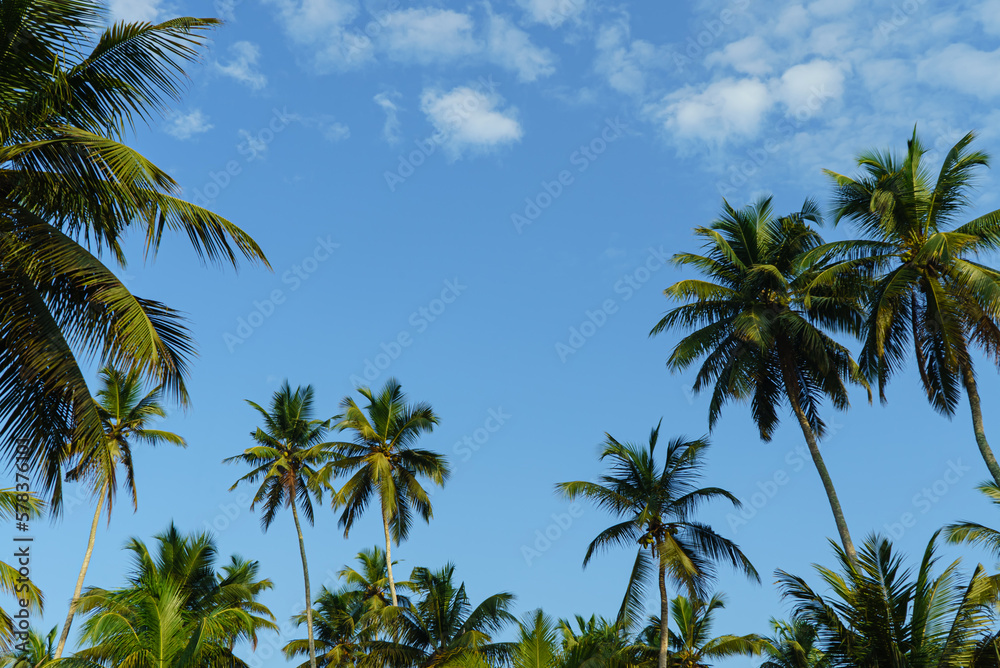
[374,91,403,144]
[163,109,213,140]
[420,86,522,159]
[108,0,163,22]
[216,41,268,90]
[485,10,556,82]
[380,8,479,64]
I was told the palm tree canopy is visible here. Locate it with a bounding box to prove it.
[0,625,56,667]
[72,523,277,668]
[557,422,758,628]
[0,0,268,499]
[776,531,998,668]
[225,382,335,530]
[652,196,869,441]
[331,378,448,543]
[810,129,1000,412]
[759,618,827,668]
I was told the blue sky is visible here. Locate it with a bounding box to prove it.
[20,0,1000,664]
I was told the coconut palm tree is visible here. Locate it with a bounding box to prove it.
[512,610,560,668]
[54,366,185,659]
[945,481,1000,557]
[331,378,449,606]
[0,0,268,489]
[371,563,515,668]
[776,531,998,668]
[812,130,1000,485]
[557,614,636,668]
[651,197,870,563]
[225,382,335,668]
[634,593,764,668]
[759,619,827,668]
[557,422,759,668]
[72,523,277,668]
[0,626,56,668]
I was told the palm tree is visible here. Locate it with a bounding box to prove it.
[556,422,759,668]
[759,619,826,668]
[557,614,635,668]
[0,626,56,668]
[72,523,277,667]
[945,480,1000,556]
[54,366,185,659]
[776,531,998,668]
[370,563,515,668]
[512,610,560,668]
[637,593,765,668]
[651,197,870,563]
[0,0,268,489]
[331,378,449,606]
[0,490,43,651]
[225,382,335,668]
[812,129,1000,486]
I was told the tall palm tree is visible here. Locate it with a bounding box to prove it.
[331,378,449,606]
[225,382,334,668]
[0,0,268,490]
[54,366,185,659]
[72,524,277,668]
[0,490,43,651]
[557,422,759,668]
[776,531,998,668]
[759,619,827,668]
[370,563,515,668]
[637,593,765,668]
[812,129,1000,485]
[651,197,870,563]
[0,626,56,668]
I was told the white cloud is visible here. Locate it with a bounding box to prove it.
[705,36,777,76]
[420,86,522,158]
[774,60,847,117]
[215,0,238,21]
[263,0,372,72]
[982,0,1000,35]
[163,109,213,140]
[108,0,162,22]
[516,0,585,27]
[595,17,666,96]
[380,8,478,64]
[216,41,268,90]
[654,78,773,144]
[321,121,351,142]
[918,44,1000,99]
[374,91,402,144]
[238,128,269,159]
[485,11,556,82]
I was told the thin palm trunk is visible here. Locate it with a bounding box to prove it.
[782,364,857,565]
[291,500,318,668]
[54,480,108,660]
[962,364,1000,486]
[382,501,398,606]
[656,545,669,668]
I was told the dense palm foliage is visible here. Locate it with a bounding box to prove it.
[331,378,449,606]
[55,366,184,659]
[71,524,276,668]
[557,421,758,668]
[812,130,1000,486]
[652,197,870,562]
[759,619,827,668]
[0,0,267,489]
[0,625,55,668]
[777,532,999,668]
[225,382,335,668]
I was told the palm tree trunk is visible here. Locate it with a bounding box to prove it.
[291,501,318,668]
[382,501,398,606]
[657,545,669,668]
[54,480,107,660]
[782,366,857,565]
[962,364,1000,486]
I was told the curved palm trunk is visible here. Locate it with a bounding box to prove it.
[291,501,318,668]
[961,364,1000,487]
[382,501,398,606]
[54,480,107,660]
[781,366,857,566]
[657,545,669,668]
